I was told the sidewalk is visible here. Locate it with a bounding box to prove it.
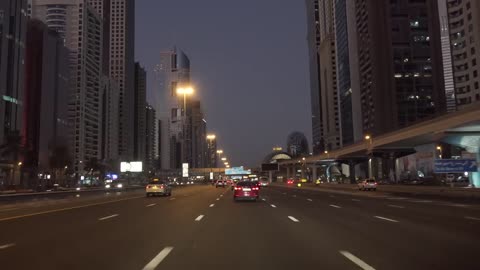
[270,182,480,201]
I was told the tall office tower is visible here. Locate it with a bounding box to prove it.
[206,136,217,168]
[155,48,191,169]
[0,0,27,156]
[334,0,363,146]
[101,77,119,165]
[31,0,104,174]
[318,0,340,151]
[443,0,480,109]
[89,0,135,161]
[24,19,71,174]
[145,104,156,172]
[134,63,147,162]
[354,0,446,136]
[438,0,457,112]
[190,101,206,168]
[305,0,323,154]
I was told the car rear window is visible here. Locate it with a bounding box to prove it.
[367,180,375,183]
[149,181,165,185]
[236,181,255,187]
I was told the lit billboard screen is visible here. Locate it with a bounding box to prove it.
[120,161,143,172]
[225,166,251,175]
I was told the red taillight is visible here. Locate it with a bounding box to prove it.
[374,182,377,185]
[147,185,152,188]
[160,185,164,188]
[234,187,242,191]
[252,187,259,191]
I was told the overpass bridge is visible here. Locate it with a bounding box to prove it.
[280,104,480,186]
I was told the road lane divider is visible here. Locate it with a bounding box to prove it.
[288,216,300,222]
[374,216,399,223]
[307,198,313,202]
[146,203,156,207]
[195,215,204,221]
[169,197,176,201]
[465,216,480,221]
[142,247,174,270]
[209,204,215,208]
[329,204,341,209]
[388,204,405,209]
[270,204,277,208]
[339,250,375,270]
[0,243,15,250]
[0,195,144,222]
[216,198,220,201]
[261,198,266,201]
[98,214,119,221]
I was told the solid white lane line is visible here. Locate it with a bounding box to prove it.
[351,199,361,202]
[288,216,300,222]
[261,198,266,201]
[0,207,18,212]
[388,204,405,209]
[98,214,119,221]
[209,204,215,207]
[465,216,480,221]
[146,203,156,207]
[340,250,376,270]
[142,247,174,270]
[374,216,399,223]
[0,243,15,250]
[195,215,204,221]
[307,198,313,202]
[220,194,223,197]
[329,204,341,209]
[216,198,220,201]
[270,204,277,208]
[169,197,176,200]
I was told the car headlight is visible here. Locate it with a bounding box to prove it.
[117,184,123,188]
[105,184,111,188]
[76,187,81,191]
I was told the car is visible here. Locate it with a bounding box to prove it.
[233,181,260,201]
[215,180,226,188]
[358,179,377,191]
[146,180,172,197]
[105,181,125,190]
[259,179,269,187]
[286,179,294,185]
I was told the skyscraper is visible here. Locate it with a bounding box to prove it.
[443,0,480,109]
[353,0,446,136]
[305,0,323,154]
[155,48,191,169]
[206,136,217,168]
[190,101,206,168]
[101,77,119,165]
[24,19,71,174]
[0,0,27,151]
[145,104,156,172]
[31,0,105,174]
[134,62,147,162]
[89,0,135,161]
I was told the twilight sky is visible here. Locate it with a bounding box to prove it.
[135,0,311,168]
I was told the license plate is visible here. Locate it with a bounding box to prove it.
[243,188,251,191]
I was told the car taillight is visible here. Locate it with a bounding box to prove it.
[160,185,164,188]
[252,187,259,191]
[374,182,377,185]
[147,185,152,188]
[234,187,242,191]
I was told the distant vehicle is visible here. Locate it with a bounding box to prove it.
[146,180,171,197]
[286,179,294,185]
[215,180,226,188]
[233,181,260,201]
[259,179,269,187]
[105,181,125,190]
[358,179,377,191]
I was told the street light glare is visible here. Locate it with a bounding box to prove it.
[176,86,194,95]
[436,146,442,150]
[365,135,371,140]
[206,134,216,140]
[221,157,227,161]
[216,150,223,154]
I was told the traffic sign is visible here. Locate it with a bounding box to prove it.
[434,159,478,173]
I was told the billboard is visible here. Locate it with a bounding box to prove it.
[225,166,251,175]
[120,161,143,172]
[434,159,477,173]
[262,163,279,171]
[182,163,189,177]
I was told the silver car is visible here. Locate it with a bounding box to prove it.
[358,179,377,191]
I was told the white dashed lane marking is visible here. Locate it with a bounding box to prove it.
[142,247,174,270]
[195,215,205,221]
[0,243,15,250]
[340,250,376,270]
[288,216,300,222]
[374,216,399,223]
[98,214,119,221]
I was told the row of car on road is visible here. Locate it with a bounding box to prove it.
[213,179,268,201]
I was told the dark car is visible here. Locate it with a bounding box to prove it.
[233,181,260,201]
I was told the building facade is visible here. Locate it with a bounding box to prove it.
[101,77,119,166]
[353,0,446,136]
[23,19,71,174]
[145,104,156,172]
[190,100,206,168]
[0,0,27,155]
[134,62,146,162]
[156,48,191,169]
[31,0,105,174]
[444,0,480,108]
[305,0,323,154]
[206,136,217,168]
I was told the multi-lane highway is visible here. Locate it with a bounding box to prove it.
[1,184,479,270]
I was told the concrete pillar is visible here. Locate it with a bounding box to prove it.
[368,157,373,179]
[312,165,317,182]
[349,161,356,184]
[286,166,290,179]
[472,149,480,187]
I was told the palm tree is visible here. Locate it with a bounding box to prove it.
[0,131,26,187]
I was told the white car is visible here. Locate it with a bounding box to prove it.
[358,179,377,191]
[146,181,172,197]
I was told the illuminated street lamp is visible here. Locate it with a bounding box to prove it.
[206,134,216,140]
[18,161,22,166]
[324,151,328,154]
[365,135,371,140]
[221,157,227,161]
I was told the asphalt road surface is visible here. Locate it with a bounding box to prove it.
[1,184,479,270]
